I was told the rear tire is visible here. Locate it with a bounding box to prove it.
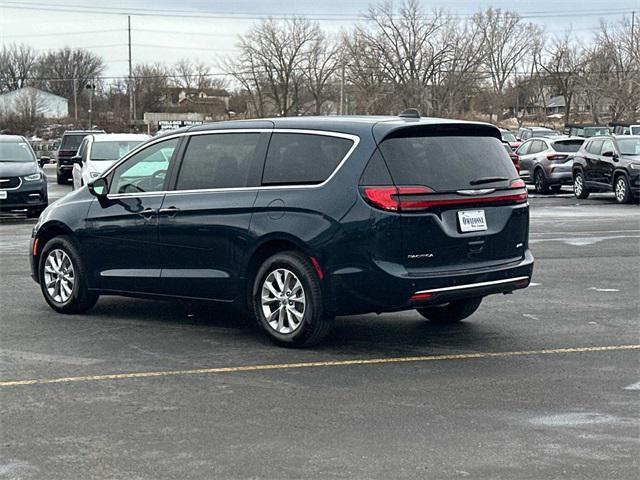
[534,169,549,194]
[417,297,483,324]
[39,235,98,314]
[573,171,590,199]
[253,251,332,347]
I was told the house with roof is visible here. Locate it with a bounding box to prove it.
[0,87,69,119]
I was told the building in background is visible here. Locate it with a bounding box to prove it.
[0,87,69,119]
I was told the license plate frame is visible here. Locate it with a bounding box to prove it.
[458,209,487,232]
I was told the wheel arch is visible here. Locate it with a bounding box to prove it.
[33,221,75,282]
[241,235,314,311]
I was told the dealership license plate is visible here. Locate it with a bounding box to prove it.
[0,191,7,200]
[458,210,487,232]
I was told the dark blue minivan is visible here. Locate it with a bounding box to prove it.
[30,115,534,346]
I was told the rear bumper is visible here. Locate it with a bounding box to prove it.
[327,250,534,316]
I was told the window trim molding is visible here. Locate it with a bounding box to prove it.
[104,128,360,199]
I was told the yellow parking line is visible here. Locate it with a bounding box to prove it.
[1,344,638,388]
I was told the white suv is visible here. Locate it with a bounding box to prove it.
[72,134,150,189]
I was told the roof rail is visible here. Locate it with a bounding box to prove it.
[399,108,421,119]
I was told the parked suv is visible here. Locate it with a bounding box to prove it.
[563,124,611,138]
[516,137,584,193]
[517,126,560,141]
[0,135,48,217]
[72,133,150,189]
[573,135,640,204]
[56,129,105,184]
[30,116,534,346]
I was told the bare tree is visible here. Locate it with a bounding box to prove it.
[303,33,341,115]
[431,17,487,116]
[355,0,450,114]
[540,34,585,125]
[475,9,541,120]
[34,47,104,119]
[132,63,170,117]
[0,44,39,92]
[342,30,389,114]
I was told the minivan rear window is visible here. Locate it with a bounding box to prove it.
[378,136,516,191]
[262,133,353,185]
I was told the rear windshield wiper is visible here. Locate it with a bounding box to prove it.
[469,176,509,186]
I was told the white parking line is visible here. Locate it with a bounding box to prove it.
[623,382,640,391]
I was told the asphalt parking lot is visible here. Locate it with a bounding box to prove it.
[1,168,639,479]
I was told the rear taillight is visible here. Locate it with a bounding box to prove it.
[362,182,527,212]
[362,186,434,211]
[547,154,568,161]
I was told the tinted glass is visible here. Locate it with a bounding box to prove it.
[601,140,615,156]
[60,134,88,150]
[262,133,353,185]
[588,140,603,155]
[0,140,36,162]
[91,141,145,161]
[111,138,178,194]
[379,135,516,191]
[359,150,393,185]
[552,140,584,152]
[584,127,611,137]
[176,133,261,190]
[501,131,516,142]
[631,126,640,135]
[516,142,530,156]
[617,138,640,155]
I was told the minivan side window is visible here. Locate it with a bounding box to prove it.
[176,133,261,190]
[262,133,354,186]
[110,138,178,194]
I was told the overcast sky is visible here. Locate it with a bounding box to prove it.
[1,0,638,78]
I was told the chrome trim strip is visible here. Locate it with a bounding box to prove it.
[105,128,360,200]
[414,276,529,295]
[456,188,496,196]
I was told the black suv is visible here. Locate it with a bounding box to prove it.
[30,116,534,347]
[56,129,105,184]
[573,135,640,203]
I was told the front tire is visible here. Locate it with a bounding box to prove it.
[417,297,483,324]
[573,171,590,199]
[39,235,98,313]
[614,175,633,204]
[253,251,332,347]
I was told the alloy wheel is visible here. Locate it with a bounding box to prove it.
[43,249,75,304]
[574,175,583,196]
[261,268,306,334]
[615,178,626,203]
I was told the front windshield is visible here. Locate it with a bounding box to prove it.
[501,131,517,142]
[91,141,145,161]
[617,139,640,156]
[0,140,36,162]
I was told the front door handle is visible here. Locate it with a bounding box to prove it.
[159,206,180,217]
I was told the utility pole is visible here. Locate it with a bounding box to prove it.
[128,15,134,131]
[72,77,78,122]
[86,81,96,128]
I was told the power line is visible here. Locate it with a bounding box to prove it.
[0,1,636,21]
[1,29,126,39]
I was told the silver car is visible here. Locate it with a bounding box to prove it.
[515,137,585,194]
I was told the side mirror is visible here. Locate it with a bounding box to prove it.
[88,177,108,197]
[72,155,83,165]
[602,151,618,160]
[38,157,49,167]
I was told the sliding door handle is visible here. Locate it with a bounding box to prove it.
[158,206,180,217]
